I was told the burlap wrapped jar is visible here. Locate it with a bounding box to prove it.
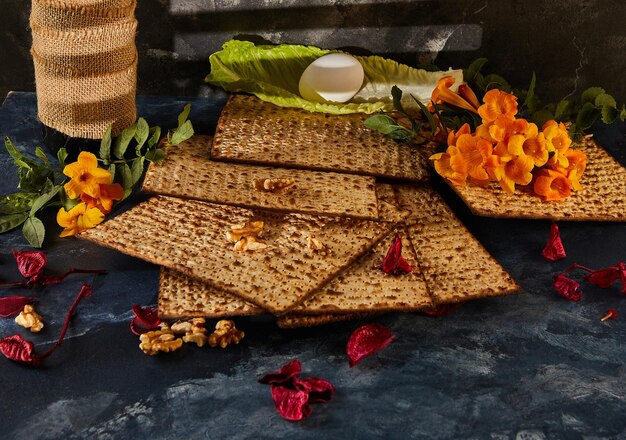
[30,0,137,139]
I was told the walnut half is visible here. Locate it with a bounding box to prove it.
[139,329,183,355]
[227,221,268,251]
[208,320,245,348]
[253,178,296,192]
[15,304,44,333]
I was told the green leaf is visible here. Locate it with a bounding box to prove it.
[364,114,406,134]
[390,86,418,131]
[464,58,488,83]
[620,105,626,122]
[35,147,50,166]
[57,147,68,168]
[59,188,80,211]
[22,216,45,248]
[554,99,571,120]
[601,104,618,124]
[169,120,194,146]
[483,74,510,92]
[177,104,191,128]
[581,87,605,105]
[0,192,37,214]
[575,102,599,131]
[29,185,60,216]
[100,126,112,163]
[116,163,134,200]
[411,95,438,135]
[523,73,536,109]
[594,93,617,109]
[113,124,137,159]
[147,126,162,148]
[0,212,29,233]
[131,157,145,186]
[134,118,150,155]
[108,163,116,177]
[145,148,166,163]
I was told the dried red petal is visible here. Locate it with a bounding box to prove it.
[270,385,312,421]
[0,296,36,317]
[423,303,462,317]
[601,309,619,321]
[12,250,47,278]
[381,234,412,275]
[259,359,302,385]
[32,268,108,286]
[130,305,161,335]
[0,334,36,364]
[542,222,566,261]
[553,274,582,301]
[346,323,395,368]
[584,266,621,289]
[619,263,626,295]
[294,376,335,404]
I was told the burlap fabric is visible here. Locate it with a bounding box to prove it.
[31,0,137,139]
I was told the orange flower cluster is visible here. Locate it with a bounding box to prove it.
[430,78,586,201]
[57,152,124,237]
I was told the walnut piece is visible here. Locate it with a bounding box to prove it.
[172,317,209,347]
[226,221,267,251]
[306,234,326,254]
[208,320,245,348]
[15,304,44,333]
[139,329,183,355]
[253,178,296,192]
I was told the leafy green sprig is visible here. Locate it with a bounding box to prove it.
[0,104,194,248]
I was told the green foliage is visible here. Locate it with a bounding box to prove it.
[1,104,194,247]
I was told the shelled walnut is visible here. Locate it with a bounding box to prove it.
[226,221,267,251]
[172,317,210,347]
[208,320,245,348]
[306,234,326,254]
[139,329,183,355]
[253,178,296,192]
[15,304,44,333]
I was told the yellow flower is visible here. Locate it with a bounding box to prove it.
[81,183,125,214]
[430,77,480,114]
[430,151,467,186]
[542,120,572,168]
[491,154,535,194]
[477,89,518,124]
[534,169,572,201]
[63,152,112,199]
[450,134,494,182]
[57,202,105,237]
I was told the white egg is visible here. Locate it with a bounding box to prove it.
[298,53,365,103]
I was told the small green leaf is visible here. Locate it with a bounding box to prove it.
[169,120,194,145]
[22,216,45,248]
[364,114,412,140]
[523,73,536,109]
[177,104,191,128]
[57,147,68,168]
[0,212,29,233]
[581,87,605,105]
[620,105,626,122]
[411,95,438,135]
[35,147,50,166]
[131,157,145,186]
[575,102,599,131]
[464,58,488,83]
[134,118,150,155]
[601,104,618,124]
[100,126,112,162]
[554,99,571,120]
[594,93,617,110]
[145,148,166,163]
[29,185,60,216]
[59,188,80,211]
[147,126,162,148]
[113,124,137,159]
[390,86,418,131]
[484,74,510,92]
[116,163,134,200]
[0,192,37,214]
[108,163,116,177]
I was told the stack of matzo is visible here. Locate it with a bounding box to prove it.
[80,94,521,327]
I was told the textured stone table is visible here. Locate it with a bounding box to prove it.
[0,92,625,439]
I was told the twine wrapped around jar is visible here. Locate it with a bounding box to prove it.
[30,0,137,139]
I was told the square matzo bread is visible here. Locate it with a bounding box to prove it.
[143,135,380,220]
[210,94,429,182]
[79,196,390,313]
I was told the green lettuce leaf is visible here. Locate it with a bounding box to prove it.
[205,40,463,114]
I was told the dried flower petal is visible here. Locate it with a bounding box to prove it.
[542,222,566,261]
[583,263,625,291]
[294,376,335,404]
[258,359,302,385]
[270,385,312,421]
[31,268,108,287]
[347,323,395,367]
[423,303,462,317]
[553,274,582,301]
[381,234,412,275]
[12,250,47,278]
[0,296,36,317]
[130,305,161,335]
[601,309,619,321]
[0,334,35,364]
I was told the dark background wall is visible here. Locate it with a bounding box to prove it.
[1,0,625,103]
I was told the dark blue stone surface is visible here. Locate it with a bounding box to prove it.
[0,92,625,439]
